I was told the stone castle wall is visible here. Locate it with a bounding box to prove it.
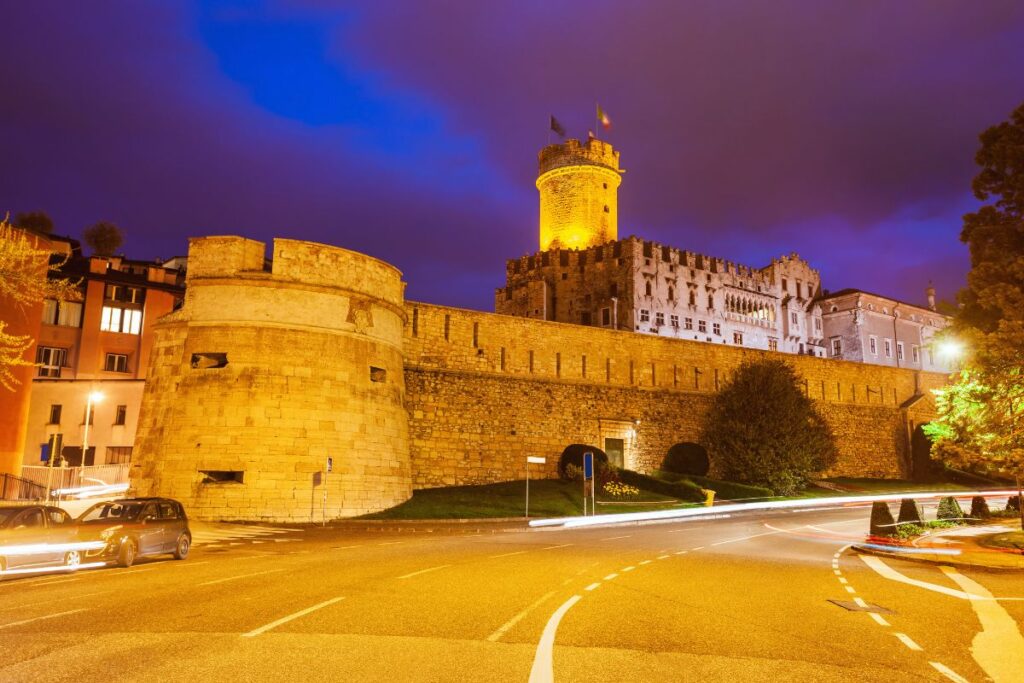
[403,301,946,488]
[130,237,412,522]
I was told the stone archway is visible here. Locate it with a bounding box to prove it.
[911,424,936,482]
[663,442,710,476]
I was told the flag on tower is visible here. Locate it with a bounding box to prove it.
[596,104,611,131]
[549,115,566,138]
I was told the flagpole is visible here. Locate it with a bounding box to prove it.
[595,102,599,140]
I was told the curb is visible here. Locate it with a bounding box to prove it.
[852,543,1024,572]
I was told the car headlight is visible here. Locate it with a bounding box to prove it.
[100,526,123,541]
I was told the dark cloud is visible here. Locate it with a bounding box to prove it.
[2,1,1022,308]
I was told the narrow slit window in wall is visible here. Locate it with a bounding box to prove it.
[191,353,228,369]
[370,366,387,383]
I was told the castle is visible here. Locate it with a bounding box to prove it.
[128,139,948,522]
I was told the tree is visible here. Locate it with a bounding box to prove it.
[925,102,1024,491]
[83,221,123,256]
[0,217,80,389]
[14,211,54,234]
[699,359,837,495]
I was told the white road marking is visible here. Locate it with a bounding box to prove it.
[691,546,705,551]
[490,550,528,559]
[844,586,856,594]
[585,583,600,591]
[860,556,979,600]
[397,564,451,579]
[528,595,581,683]
[833,569,842,576]
[378,541,403,546]
[622,566,635,572]
[853,597,868,608]
[541,544,573,550]
[838,577,848,584]
[603,573,618,581]
[869,613,890,627]
[710,529,785,546]
[486,590,556,642]
[930,661,970,683]
[941,566,1024,682]
[0,608,88,630]
[242,597,345,637]
[198,569,285,587]
[639,560,651,565]
[674,550,688,556]
[894,633,923,651]
[600,535,631,541]
[657,555,670,560]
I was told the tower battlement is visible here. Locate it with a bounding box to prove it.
[538,138,622,175]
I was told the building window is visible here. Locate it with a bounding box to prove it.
[698,320,707,333]
[48,404,62,425]
[733,331,743,345]
[369,366,387,383]
[790,311,798,327]
[684,317,693,330]
[104,284,145,304]
[814,318,821,332]
[912,345,920,364]
[105,446,133,465]
[670,314,679,328]
[713,322,721,336]
[884,339,892,358]
[639,309,650,323]
[768,338,778,352]
[796,281,802,298]
[869,336,877,355]
[707,294,714,310]
[609,283,617,297]
[897,342,904,361]
[645,282,652,297]
[104,353,129,373]
[581,311,591,325]
[41,299,83,327]
[36,346,67,377]
[655,312,665,327]
[831,337,842,357]
[601,308,610,326]
[100,306,142,334]
[688,291,696,306]
[782,277,788,291]
[113,405,127,426]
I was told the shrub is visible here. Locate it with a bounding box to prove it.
[970,496,991,520]
[1008,495,1022,513]
[603,481,641,499]
[700,359,838,495]
[897,498,924,526]
[870,501,897,537]
[895,524,926,540]
[937,496,965,520]
[663,443,710,476]
[558,445,608,480]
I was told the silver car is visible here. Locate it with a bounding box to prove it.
[0,505,81,576]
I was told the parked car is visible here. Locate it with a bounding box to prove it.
[0,504,80,575]
[77,498,191,567]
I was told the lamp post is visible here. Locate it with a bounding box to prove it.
[81,390,104,482]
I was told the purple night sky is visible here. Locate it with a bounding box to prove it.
[2,1,1023,310]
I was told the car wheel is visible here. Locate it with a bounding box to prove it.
[173,534,190,560]
[64,550,81,569]
[118,539,138,568]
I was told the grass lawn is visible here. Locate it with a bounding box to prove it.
[362,478,685,520]
[821,477,970,493]
[979,523,1024,553]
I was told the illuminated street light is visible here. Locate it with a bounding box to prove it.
[80,390,105,480]
[937,339,965,359]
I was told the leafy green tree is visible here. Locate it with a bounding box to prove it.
[926,102,1024,493]
[14,211,54,234]
[83,221,123,256]
[699,359,837,495]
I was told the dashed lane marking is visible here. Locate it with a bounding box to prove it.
[197,569,285,587]
[490,550,528,559]
[241,597,344,638]
[844,586,856,594]
[657,555,670,560]
[397,564,451,580]
[869,612,890,627]
[622,566,635,572]
[603,573,618,581]
[585,583,600,591]
[639,560,651,566]
[600,535,631,541]
[0,608,89,630]
[541,544,573,550]
[930,662,970,683]
[486,590,557,643]
[893,633,923,651]
[709,529,785,546]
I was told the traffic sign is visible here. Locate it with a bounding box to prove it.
[527,456,546,464]
[583,452,593,479]
[326,457,333,473]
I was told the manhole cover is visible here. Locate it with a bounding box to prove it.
[828,599,894,614]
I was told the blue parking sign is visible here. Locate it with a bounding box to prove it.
[583,452,593,480]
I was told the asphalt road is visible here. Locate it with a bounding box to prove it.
[1,505,1021,682]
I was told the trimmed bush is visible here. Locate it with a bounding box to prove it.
[970,496,991,520]
[616,469,704,503]
[937,496,965,520]
[558,445,608,480]
[663,443,710,476]
[1008,495,1022,512]
[897,498,924,526]
[870,501,897,537]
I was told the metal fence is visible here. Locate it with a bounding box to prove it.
[0,473,48,501]
[20,463,130,494]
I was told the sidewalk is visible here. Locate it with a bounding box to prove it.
[856,522,1024,570]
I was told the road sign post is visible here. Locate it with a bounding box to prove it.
[583,451,594,516]
[323,456,333,527]
[526,456,546,518]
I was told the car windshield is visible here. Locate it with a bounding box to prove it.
[79,502,144,523]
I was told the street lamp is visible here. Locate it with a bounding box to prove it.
[81,390,104,478]
[937,340,964,359]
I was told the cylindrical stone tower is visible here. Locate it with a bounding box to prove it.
[537,138,623,251]
[130,236,412,522]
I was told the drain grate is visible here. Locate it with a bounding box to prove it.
[828,599,894,614]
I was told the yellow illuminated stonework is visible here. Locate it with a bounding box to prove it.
[537,138,623,251]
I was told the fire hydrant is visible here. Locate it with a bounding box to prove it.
[703,488,716,507]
